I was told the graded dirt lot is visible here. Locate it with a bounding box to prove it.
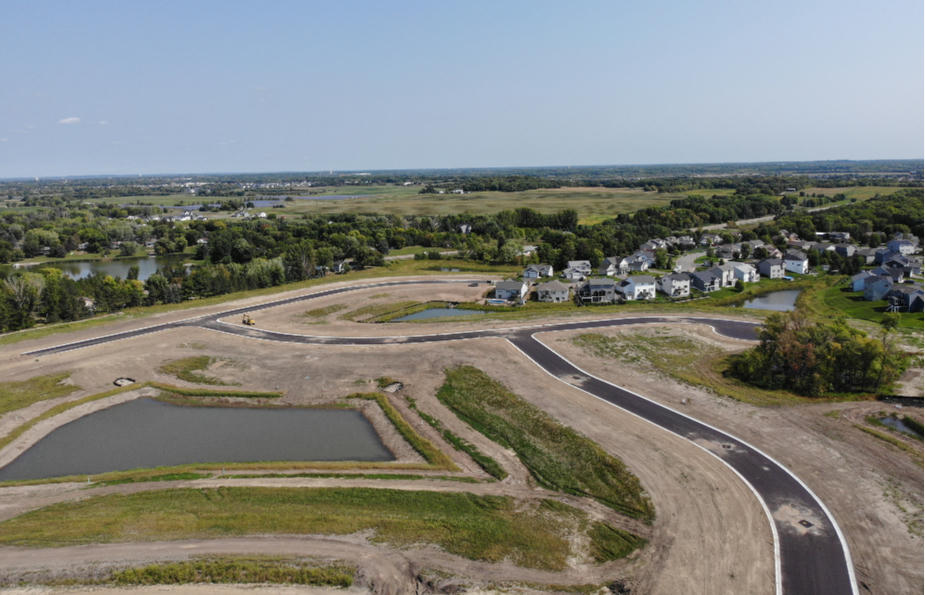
[0,277,919,593]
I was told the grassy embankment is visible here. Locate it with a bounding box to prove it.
[103,557,354,588]
[0,487,629,570]
[158,356,240,386]
[0,373,78,416]
[570,332,817,407]
[436,366,654,521]
[405,396,508,480]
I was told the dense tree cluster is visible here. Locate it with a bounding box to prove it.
[727,312,908,396]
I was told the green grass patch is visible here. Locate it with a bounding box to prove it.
[0,487,582,570]
[406,397,508,480]
[147,382,281,399]
[588,522,647,562]
[0,372,79,416]
[158,356,237,386]
[571,332,821,407]
[346,393,456,470]
[339,300,421,322]
[813,279,924,330]
[105,556,355,587]
[436,366,653,521]
[95,472,212,487]
[854,424,922,460]
[228,472,479,483]
[303,303,348,318]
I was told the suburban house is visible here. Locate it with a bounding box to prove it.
[886,286,925,312]
[657,273,690,298]
[784,251,809,275]
[494,280,528,301]
[730,262,759,283]
[618,275,657,301]
[578,278,618,304]
[873,264,905,284]
[851,270,875,292]
[599,256,626,277]
[828,231,851,242]
[716,263,738,287]
[863,275,894,301]
[883,253,922,276]
[758,259,785,279]
[689,269,723,293]
[887,238,917,255]
[536,280,571,303]
[522,263,554,280]
[856,247,878,264]
[567,260,592,275]
[626,251,654,272]
[561,267,587,282]
[699,233,722,246]
[834,244,856,258]
[332,260,348,274]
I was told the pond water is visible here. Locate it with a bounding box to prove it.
[877,416,922,438]
[27,255,186,282]
[738,289,802,312]
[392,307,486,321]
[0,398,393,481]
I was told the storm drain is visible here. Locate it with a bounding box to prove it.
[799,519,814,528]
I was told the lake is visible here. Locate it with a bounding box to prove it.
[738,289,802,312]
[27,255,186,282]
[0,398,394,481]
[392,307,486,321]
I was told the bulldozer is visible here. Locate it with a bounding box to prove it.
[242,313,256,326]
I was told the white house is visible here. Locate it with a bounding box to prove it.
[657,273,690,298]
[716,263,738,287]
[619,275,657,301]
[494,280,528,301]
[599,256,626,276]
[730,262,759,283]
[561,267,587,282]
[566,260,592,275]
[536,280,570,303]
[784,251,809,275]
[887,238,916,255]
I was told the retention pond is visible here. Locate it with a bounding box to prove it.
[0,398,393,481]
[737,289,801,312]
[392,307,486,321]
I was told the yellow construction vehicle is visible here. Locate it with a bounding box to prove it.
[242,313,256,326]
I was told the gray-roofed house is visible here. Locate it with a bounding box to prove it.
[536,280,570,303]
[599,256,626,276]
[495,280,527,301]
[523,263,553,280]
[689,269,723,293]
[657,273,690,298]
[856,247,878,264]
[619,275,657,300]
[863,275,893,301]
[887,238,917,255]
[566,260,592,274]
[873,264,905,284]
[561,267,587,282]
[578,278,617,304]
[730,262,759,283]
[758,259,785,279]
[851,270,875,292]
[834,244,856,258]
[886,285,925,312]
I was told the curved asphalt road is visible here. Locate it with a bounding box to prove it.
[19,278,857,595]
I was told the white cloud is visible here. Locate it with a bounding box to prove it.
[58,116,80,125]
[98,120,109,125]
[0,138,8,142]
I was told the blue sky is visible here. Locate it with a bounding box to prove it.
[0,0,921,177]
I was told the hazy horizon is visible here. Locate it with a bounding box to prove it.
[2,1,922,178]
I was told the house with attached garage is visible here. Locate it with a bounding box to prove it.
[578,278,617,304]
[758,258,785,279]
[494,280,528,301]
[566,260,592,275]
[625,251,654,272]
[522,263,554,280]
[618,275,657,301]
[561,267,587,282]
[784,251,809,275]
[689,269,723,293]
[599,256,626,277]
[887,238,917,255]
[657,273,690,298]
[716,263,738,287]
[536,280,571,303]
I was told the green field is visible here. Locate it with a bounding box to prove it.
[0,487,628,570]
[436,366,654,520]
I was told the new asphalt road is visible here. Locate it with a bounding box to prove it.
[21,278,857,594]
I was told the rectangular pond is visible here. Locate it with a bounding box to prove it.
[392,307,486,321]
[737,289,802,312]
[0,398,394,481]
